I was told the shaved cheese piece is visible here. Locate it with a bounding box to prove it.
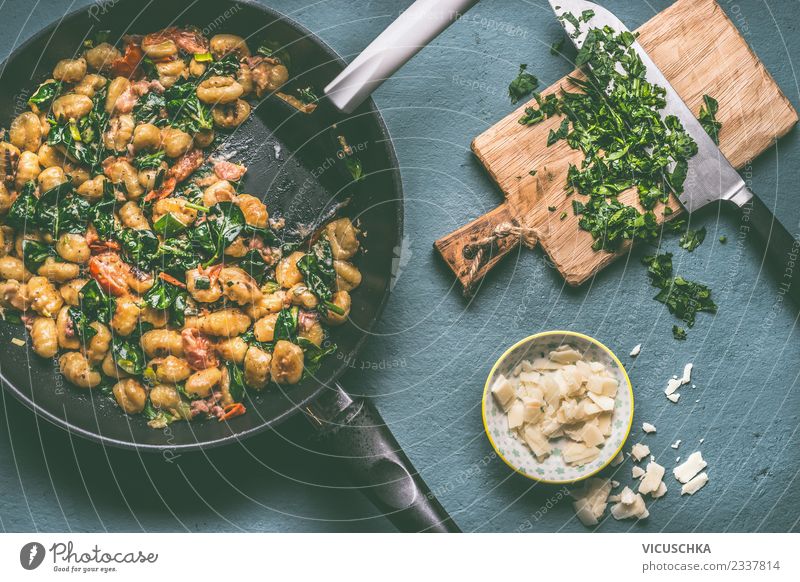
[611,487,649,520]
[491,374,515,411]
[667,393,680,403]
[632,466,645,479]
[549,347,583,364]
[507,401,524,430]
[671,440,681,449]
[620,486,637,505]
[11,338,26,347]
[597,412,612,436]
[681,363,693,385]
[642,422,656,433]
[610,451,625,466]
[631,443,650,462]
[573,498,599,526]
[521,398,544,424]
[530,357,561,370]
[665,377,682,395]
[580,423,605,447]
[638,462,665,495]
[608,494,620,503]
[652,481,668,499]
[587,392,615,412]
[674,452,707,484]
[630,344,641,357]
[562,442,601,465]
[681,472,708,495]
[571,478,612,526]
[523,425,552,461]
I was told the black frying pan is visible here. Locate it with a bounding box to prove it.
[0,0,458,533]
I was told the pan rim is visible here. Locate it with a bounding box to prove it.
[0,0,404,453]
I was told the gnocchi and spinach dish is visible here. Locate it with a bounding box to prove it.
[0,27,362,428]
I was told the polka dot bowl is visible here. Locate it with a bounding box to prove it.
[482,331,634,484]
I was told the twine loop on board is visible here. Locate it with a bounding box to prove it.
[461,222,538,298]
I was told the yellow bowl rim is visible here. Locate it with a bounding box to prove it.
[481,330,635,485]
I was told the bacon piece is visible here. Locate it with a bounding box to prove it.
[298,309,318,332]
[182,328,218,370]
[113,79,164,114]
[89,253,130,296]
[64,314,76,338]
[143,27,209,56]
[170,149,205,182]
[110,41,144,79]
[173,28,209,54]
[245,56,288,97]
[144,149,204,202]
[212,159,247,182]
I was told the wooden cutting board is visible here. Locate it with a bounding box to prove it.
[435,0,797,294]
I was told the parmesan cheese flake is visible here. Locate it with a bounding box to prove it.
[491,345,621,466]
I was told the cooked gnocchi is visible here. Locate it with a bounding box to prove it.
[0,26,360,429]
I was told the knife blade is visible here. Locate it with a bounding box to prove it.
[550,0,800,304]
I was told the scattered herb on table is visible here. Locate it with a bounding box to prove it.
[643,253,717,329]
[508,64,539,104]
[550,38,565,55]
[672,325,687,340]
[699,94,722,145]
[719,235,727,244]
[679,226,707,252]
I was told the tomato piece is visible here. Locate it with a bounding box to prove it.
[89,253,130,296]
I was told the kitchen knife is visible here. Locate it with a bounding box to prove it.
[550,0,800,305]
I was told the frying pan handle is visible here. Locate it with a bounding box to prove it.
[304,384,461,532]
[324,0,479,113]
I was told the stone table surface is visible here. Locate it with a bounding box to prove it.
[1,0,799,533]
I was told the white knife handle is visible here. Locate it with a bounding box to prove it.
[324,0,479,113]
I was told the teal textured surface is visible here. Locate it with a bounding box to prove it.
[0,0,798,532]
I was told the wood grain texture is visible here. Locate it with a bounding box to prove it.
[435,0,797,290]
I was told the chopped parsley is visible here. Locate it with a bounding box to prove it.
[643,253,717,329]
[699,94,722,144]
[679,226,706,252]
[508,64,539,104]
[672,325,687,340]
[519,25,699,251]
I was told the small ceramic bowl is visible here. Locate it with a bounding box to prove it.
[482,331,634,484]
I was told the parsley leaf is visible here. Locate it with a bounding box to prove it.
[679,226,707,252]
[699,94,722,144]
[508,64,539,104]
[643,253,717,328]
